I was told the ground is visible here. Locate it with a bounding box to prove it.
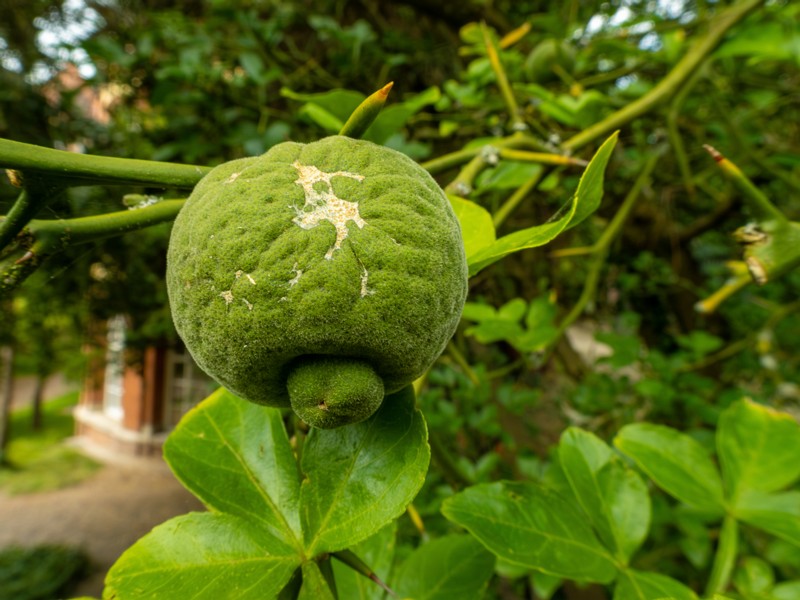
[0,456,204,597]
[2,375,204,597]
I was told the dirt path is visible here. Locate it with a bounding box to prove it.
[0,460,204,597]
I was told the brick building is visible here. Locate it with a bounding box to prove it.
[75,315,217,457]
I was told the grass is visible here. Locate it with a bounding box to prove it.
[0,544,89,600]
[0,391,101,495]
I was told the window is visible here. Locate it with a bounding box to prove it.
[103,315,127,421]
[164,345,216,426]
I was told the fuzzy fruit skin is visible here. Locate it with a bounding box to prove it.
[287,356,384,429]
[166,135,468,423]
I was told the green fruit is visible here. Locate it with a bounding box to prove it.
[167,135,468,428]
[525,38,576,83]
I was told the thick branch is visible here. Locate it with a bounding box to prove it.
[0,138,210,188]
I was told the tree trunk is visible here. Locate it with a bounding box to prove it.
[31,372,45,431]
[0,345,15,465]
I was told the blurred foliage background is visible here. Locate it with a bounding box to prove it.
[1,0,799,593]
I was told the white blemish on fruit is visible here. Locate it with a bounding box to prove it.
[288,263,303,288]
[360,266,374,298]
[242,298,254,310]
[224,172,240,184]
[291,161,366,259]
[220,290,234,304]
[235,270,256,285]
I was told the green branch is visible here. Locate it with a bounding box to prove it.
[422,133,550,176]
[0,182,63,251]
[0,200,184,296]
[562,0,765,152]
[683,299,800,371]
[481,23,525,131]
[492,168,547,228]
[705,515,739,596]
[0,137,210,188]
[554,151,660,337]
[26,199,185,244]
[703,145,787,224]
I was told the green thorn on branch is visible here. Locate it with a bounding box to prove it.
[331,550,397,598]
[339,82,393,139]
[703,144,787,224]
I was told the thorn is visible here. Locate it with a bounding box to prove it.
[378,81,394,99]
[5,169,23,187]
[14,250,35,265]
[703,144,724,163]
[745,256,768,286]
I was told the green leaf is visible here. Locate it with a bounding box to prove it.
[280,88,364,123]
[614,424,725,514]
[442,481,618,583]
[675,511,712,569]
[774,582,800,600]
[461,301,497,322]
[559,428,651,564]
[298,561,337,600]
[734,490,800,547]
[467,131,618,276]
[298,103,344,133]
[393,535,495,600]
[104,513,299,600]
[499,298,527,321]
[715,22,800,64]
[565,130,619,229]
[717,399,800,502]
[332,522,397,600]
[475,161,542,192]
[732,556,774,597]
[466,205,576,276]
[525,296,557,330]
[239,52,265,82]
[448,194,496,258]
[613,569,699,600]
[164,388,303,548]
[531,572,563,600]
[465,319,524,345]
[301,386,429,555]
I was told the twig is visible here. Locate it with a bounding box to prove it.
[491,168,547,228]
[703,145,787,224]
[694,271,752,314]
[481,23,525,132]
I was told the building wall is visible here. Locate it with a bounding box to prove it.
[75,317,215,458]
